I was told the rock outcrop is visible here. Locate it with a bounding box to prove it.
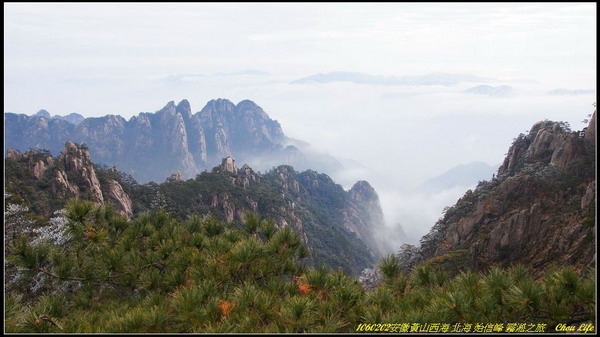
[166,171,183,183]
[584,110,596,143]
[58,141,104,204]
[220,157,238,173]
[106,179,133,219]
[417,112,596,275]
[7,148,55,179]
[5,142,133,218]
[347,181,388,256]
[581,180,596,210]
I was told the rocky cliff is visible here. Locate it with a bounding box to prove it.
[347,181,388,256]
[5,99,341,183]
[5,142,133,219]
[413,112,596,275]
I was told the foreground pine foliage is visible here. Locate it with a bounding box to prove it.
[5,201,595,333]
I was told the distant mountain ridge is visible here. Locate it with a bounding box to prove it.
[463,85,512,96]
[416,161,499,194]
[27,109,86,125]
[4,99,342,183]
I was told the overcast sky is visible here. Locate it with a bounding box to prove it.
[4,3,597,240]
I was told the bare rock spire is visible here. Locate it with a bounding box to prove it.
[221,156,237,173]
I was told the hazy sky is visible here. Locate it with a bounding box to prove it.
[4,3,597,240]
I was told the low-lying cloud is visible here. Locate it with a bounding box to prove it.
[291,72,495,86]
[163,70,270,83]
[547,88,596,96]
[377,185,476,245]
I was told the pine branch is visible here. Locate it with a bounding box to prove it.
[36,268,86,281]
[40,315,64,331]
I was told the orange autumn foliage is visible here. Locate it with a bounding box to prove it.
[218,300,235,317]
[298,282,312,295]
[294,275,312,295]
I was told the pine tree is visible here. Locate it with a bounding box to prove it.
[5,200,596,332]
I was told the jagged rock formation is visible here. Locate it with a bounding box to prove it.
[498,120,589,175]
[5,142,133,219]
[7,148,53,180]
[5,99,342,183]
[220,156,238,173]
[57,141,105,204]
[166,171,183,183]
[415,112,596,275]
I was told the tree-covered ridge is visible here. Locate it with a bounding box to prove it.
[114,165,378,275]
[5,146,379,275]
[5,201,595,333]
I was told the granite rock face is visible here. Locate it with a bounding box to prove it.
[58,141,105,204]
[347,181,388,256]
[6,142,133,219]
[220,157,238,173]
[418,112,596,275]
[106,179,133,219]
[584,110,596,143]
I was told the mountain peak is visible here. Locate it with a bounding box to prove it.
[208,98,234,105]
[176,99,192,117]
[236,99,259,108]
[201,98,236,114]
[349,180,379,202]
[498,118,587,176]
[177,99,190,109]
[59,113,85,125]
[155,101,177,117]
[235,99,270,119]
[34,109,51,118]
